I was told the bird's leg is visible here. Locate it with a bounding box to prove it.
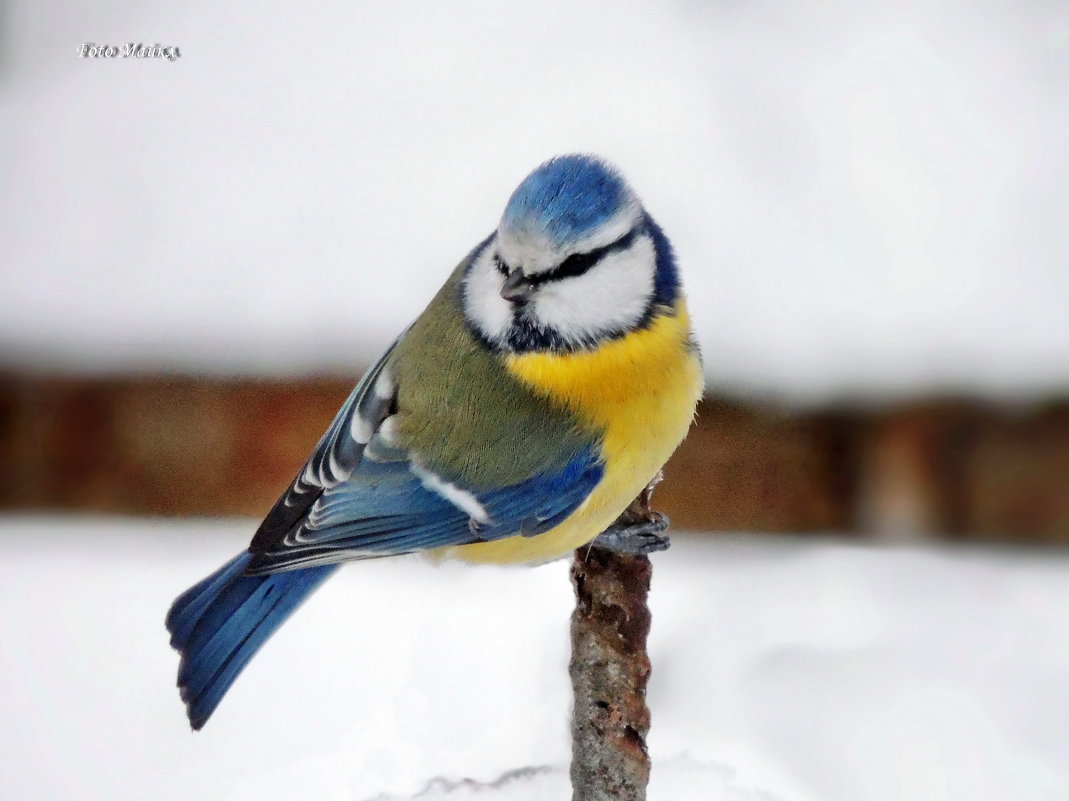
[591,471,671,555]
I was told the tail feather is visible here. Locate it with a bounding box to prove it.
[166,552,336,730]
[166,554,250,649]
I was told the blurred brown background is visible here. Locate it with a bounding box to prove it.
[5,372,1067,544]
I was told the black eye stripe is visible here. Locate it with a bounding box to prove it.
[529,227,641,286]
[492,227,642,288]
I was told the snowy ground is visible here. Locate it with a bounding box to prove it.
[1,517,1067,800]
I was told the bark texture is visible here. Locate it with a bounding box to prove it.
[569,508,655,801]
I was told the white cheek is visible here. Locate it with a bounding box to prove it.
[531,235,656,342]
[461,245,513,343]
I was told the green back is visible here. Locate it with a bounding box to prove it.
[387,258,594,487]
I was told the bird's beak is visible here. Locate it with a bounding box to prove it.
[500,268,534,303]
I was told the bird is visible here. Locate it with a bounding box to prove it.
[165,154,704,730]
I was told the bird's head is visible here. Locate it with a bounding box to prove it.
[462,154,679,353]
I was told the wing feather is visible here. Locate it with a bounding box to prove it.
[245,447,603,575]
[248,333,405,553]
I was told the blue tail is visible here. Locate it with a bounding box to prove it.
[165,552,336,729]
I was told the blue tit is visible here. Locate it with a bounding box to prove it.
[166,154,704,729]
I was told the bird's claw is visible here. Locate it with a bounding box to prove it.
[592,512,671,555]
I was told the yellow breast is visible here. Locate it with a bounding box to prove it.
[447,301,704,564]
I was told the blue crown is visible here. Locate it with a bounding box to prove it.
[500,155,633,249]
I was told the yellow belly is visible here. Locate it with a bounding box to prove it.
[443,301,703,564]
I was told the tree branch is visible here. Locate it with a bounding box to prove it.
[569,482,663,801]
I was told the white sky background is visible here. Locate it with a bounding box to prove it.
[1,0,1067,401]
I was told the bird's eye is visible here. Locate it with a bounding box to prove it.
[493,256,510,277]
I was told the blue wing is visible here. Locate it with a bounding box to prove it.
[245,334,603,574]
[246,447,603,574]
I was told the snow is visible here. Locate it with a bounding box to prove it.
[1,516,1068,800]
[2,1,1069,400]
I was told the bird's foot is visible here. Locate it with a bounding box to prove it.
[592,512,671,555]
